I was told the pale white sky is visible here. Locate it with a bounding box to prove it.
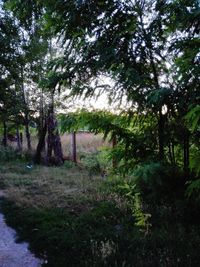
[56,75,133,114]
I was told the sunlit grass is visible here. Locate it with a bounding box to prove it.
[0,132,111,211]
[10,131,110,160]
[0,161,104,211]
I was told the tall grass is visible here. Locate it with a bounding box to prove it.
[1,137,200,266]
[61,132,110,158]
[0,161,104,210]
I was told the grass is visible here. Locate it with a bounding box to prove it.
[0,132,111,210]
[0,159,128,267]
[0,161,105,210]
[12,132,110,160]
[61,132,110,157]
[1,142,200,266]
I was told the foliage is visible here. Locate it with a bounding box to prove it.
[117,182,151,232]
[1,182,200,267]
[0,145,20,162]
[2,0,200,175]
[189,146,200,175]
[1,1,200,265]
[185,105,200,132]
[80,152,102,175]
[59,110,130,139]
[133,162,185,204]
[186,179,200,201]
[60,110,159,170]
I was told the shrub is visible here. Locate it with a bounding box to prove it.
[133,162,185,204]
[1,199,200,267]
[80,152,102,174]
[0,145,19,162]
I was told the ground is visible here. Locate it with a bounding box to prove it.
[0,209,41,267]
[0,159,123,267]
[1,133,200,266]
[0,133,114,266]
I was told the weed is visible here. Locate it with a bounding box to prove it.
[0,145,19,162]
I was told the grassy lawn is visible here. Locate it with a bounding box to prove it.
[0,161,103,210]
[0,159,128,267]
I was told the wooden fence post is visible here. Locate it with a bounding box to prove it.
[71,131,77,163]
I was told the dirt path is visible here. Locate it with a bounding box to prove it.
[0,192,42,267]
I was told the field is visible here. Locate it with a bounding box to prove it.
[0,162,103,209]
[0,132,111,210]
[9,131,110,160]
[0,135,124,266]
[0,134,200,267]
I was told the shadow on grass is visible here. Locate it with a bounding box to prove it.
[1,197,200,267]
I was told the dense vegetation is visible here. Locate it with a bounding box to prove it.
[0,0,200,266]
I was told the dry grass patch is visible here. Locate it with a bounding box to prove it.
[0,161,103,212]
[14,132,110,157]
[61,132,110,157]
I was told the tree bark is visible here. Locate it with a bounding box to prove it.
[46,112,64,166]
[46,114,53,162]
[34,121,47,164]
[158,110,164,160]
[54,129,64,165]
[25,114,32,151]
[168,142,173,165]
[168,140,176,165]
[38,89,46,153]
[140,13,166,160]
[20,65,32,151]
[16,126,22,151]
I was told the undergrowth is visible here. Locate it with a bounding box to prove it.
[1,197,200,267]
[1,157,200,266]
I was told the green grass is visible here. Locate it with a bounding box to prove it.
[1,156,200,266]
[0,160,104,210]
[0,199,124,267]
[1,196,200,267]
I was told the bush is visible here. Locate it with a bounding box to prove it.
[1,199,200,267]
[133,162,185,204]
[0,145,19,162]
[80,152,101,174]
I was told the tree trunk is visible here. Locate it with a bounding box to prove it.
[16,126,22,151]
[172,141,175,165]
[25,114,32,150]
[38,93,46,153]
[158,110,164,160]
[2,121,7,147]
[46,114,53,163]
[34,121,47,164]
[168,141,173,164]
[140,18,166,161]
[46,112,64,166]
[168,140,176,165]
[54,129,64,165]
[20,65,32,151]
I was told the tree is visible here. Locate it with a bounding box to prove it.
[41,0,199,171]
[4,0,200,173]
[2,1,64,165]
[37,0,176,160]
[0,6,22,146]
